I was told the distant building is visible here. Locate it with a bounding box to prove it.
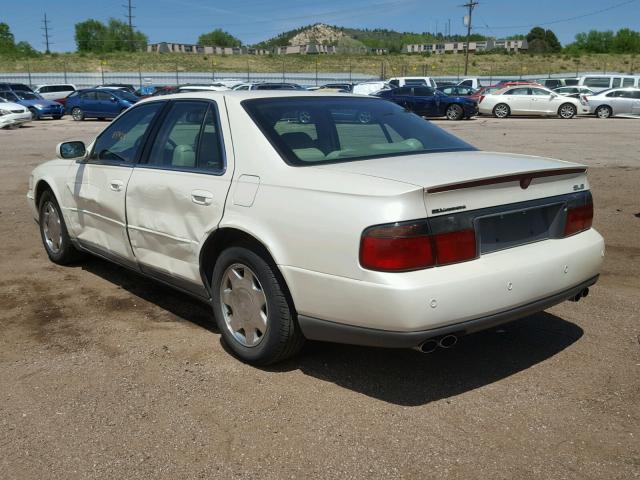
[403,38,527,54]
[147,41,388,56]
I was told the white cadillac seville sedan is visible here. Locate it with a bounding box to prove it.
[27,91,604,364]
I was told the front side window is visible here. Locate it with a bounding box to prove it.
[531,88,551,96]
[81,92,96,101]
[96,91,113,101]
[146,101,225,172]
[243,97,475,166]
[90,102,164,164]
[413,86,434,96]
[504,88,530,95]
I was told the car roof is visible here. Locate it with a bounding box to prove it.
[136,90,380,106]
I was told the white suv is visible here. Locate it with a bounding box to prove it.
[34,84,76,101]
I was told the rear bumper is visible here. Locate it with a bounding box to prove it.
[298,275,598,348]
[281,228,604,333]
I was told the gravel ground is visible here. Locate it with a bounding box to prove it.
[0,115,638,479]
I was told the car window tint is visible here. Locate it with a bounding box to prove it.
[505,88,530,95]
[96,91,113,101]
[622,78,635,87]
[147,101,217,171]
[584,77,611,88]
[81,91,96,100]
[531,88,550,96]
[243,97,475,165]
[395,87,412,95]
[196,105,225,171]
[90,102,163,164]
[413,87,434,96]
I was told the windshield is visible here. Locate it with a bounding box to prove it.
[112,90,139,102]
[243,97,475,166]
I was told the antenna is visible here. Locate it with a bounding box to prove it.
[123,0,136,50]
[460,1,478,75]
[41,13,52,54]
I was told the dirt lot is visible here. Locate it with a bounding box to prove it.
[1,115,638,479]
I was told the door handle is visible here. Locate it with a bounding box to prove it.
[191,190,213,206]
[109,180,124,192]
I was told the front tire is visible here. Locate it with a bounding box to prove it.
[28,108,39,120]
[71,107,84,121]
[596,105,612,119]
[445,104,464,121]
[211,246,304,365]
[493,103,510,118]
[38,190,82,265]
[558,103,577,119]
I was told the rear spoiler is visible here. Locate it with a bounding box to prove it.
[426,168,587,194]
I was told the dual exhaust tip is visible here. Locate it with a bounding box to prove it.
[569,287,589,302]
[415,334,458,354]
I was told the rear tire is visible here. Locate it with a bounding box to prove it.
[596,105,612,119]
[493,103,510,118]
[71,107,84,121]
[211,246,304,365]
[446,104,464,121]
[38,190,82,265]
[558,103,577,119]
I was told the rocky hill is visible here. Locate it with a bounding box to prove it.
[288,24,345,46]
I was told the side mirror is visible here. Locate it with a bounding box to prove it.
[56,141,86,160]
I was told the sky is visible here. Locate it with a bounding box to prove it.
[3,0,639,52]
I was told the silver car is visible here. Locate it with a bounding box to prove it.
[586,88,640,118]
[553,86,594,99]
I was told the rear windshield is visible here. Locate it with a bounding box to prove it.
[112,90,139,102]
[243,97,475,166]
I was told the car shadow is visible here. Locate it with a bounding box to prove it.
[75,257,582,407]
[268,312,583,406]
[77,256,217,334]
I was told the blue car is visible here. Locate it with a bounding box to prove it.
[375,85,478,120]
[65,88,139,121]
[0,89,64,119]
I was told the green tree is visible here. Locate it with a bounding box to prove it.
[0,22,15,53]
[611,28,640,53]
[526,27,561,53]
[197,29,242,47]
[75,19,107,53]
[74,18,147,53]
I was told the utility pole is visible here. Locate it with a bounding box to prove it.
[461,1,478,76]
[41,13,52,54]
[448,18,451,40]
[123,0,136,51]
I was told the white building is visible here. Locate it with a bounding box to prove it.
[403,38,528,54]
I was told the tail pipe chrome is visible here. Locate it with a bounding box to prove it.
[414,334,458,353]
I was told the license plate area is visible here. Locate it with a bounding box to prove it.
[477,203,565,254]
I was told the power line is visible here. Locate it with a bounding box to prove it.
[41,12,52,53]
[475,0,638,30]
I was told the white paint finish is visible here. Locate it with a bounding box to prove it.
[125,167,232,283]
[232,175,261,207]
[29,90,605,340]
[65,162,136,261]
[479,87,589,117]
[281,229,604,331]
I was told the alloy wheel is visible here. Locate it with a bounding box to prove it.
[559,104,576,119]
[494,104,509,118]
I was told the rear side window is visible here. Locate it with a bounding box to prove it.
[81,91,96,100]
[96,91,113,101]
[243,97,475,166]
[90,102,163,164]
[622,78,636,87]
[147,101,225,173]
[584,77,611,88]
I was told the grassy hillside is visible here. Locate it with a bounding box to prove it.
[0,52,637,77]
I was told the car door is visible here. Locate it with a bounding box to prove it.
[125,99,234,295]
[79,91,98,116]
[95,90,121,118]
[65,101,165,266]
[502,87,532,114]
[530,88,557,114]
[412,86,439,116]
[630,90,640,115]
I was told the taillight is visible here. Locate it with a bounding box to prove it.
[479,95,485,103]
[564,201,593,237]
[360,222,435,271]
[360,221,477,272]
